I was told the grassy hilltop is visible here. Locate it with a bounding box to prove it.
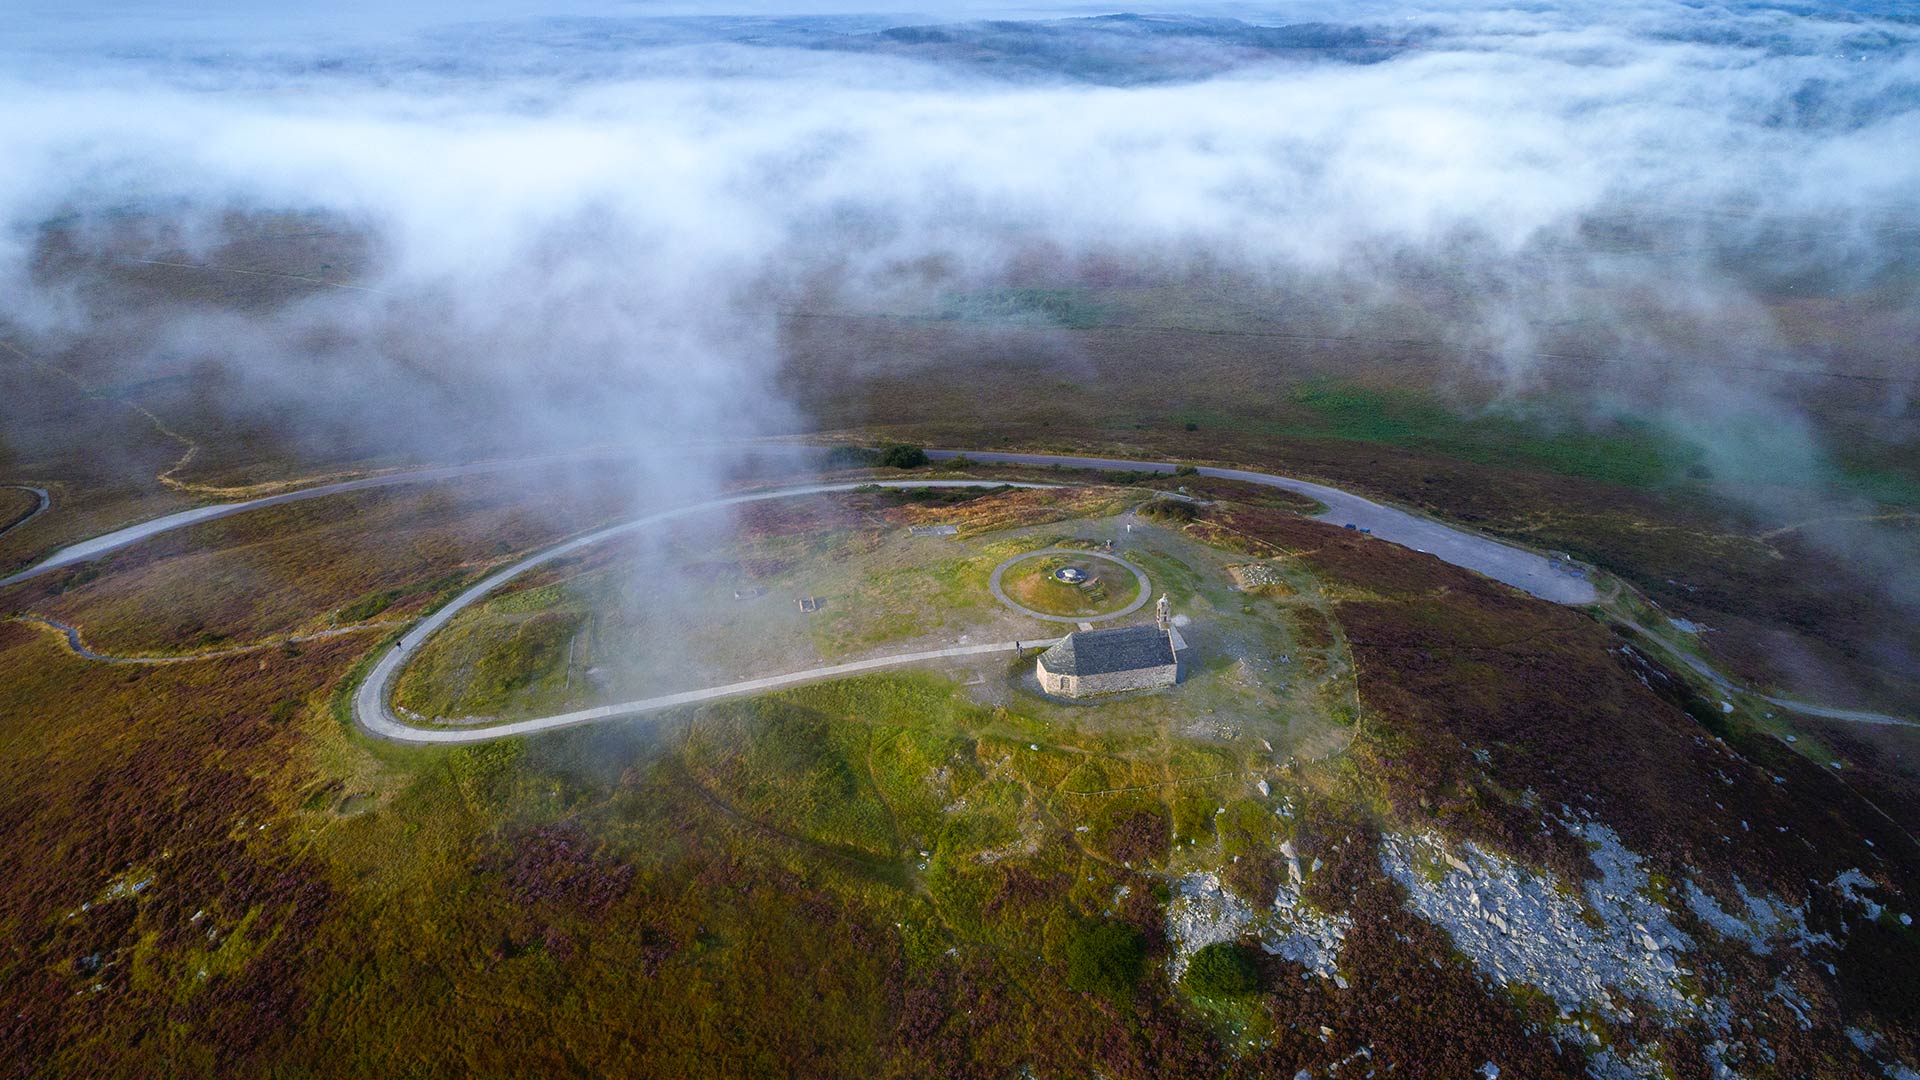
[1,217,1917,1076]
[2,470,1915,1078]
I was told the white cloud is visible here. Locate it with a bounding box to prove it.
[0,2,1913,476]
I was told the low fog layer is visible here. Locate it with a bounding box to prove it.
[0,3,1914,548]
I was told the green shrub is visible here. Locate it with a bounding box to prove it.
[878,444,930,469]
[1137,499,1197,524]
[823,445,881,469]
[337,588,401,622]
[52,566,99,593]
[1061,919,1145,997]
[1184,941,1259,997]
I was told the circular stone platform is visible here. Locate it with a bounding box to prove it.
[988,548,1152,623]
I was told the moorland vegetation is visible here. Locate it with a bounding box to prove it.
[2,467,1912,1077]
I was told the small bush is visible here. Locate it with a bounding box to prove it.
[878,444,930,469]
[822,445,881,469]
[1138,499,1197,524]
[1174,464,1198,476]
[1184,941,1259,997]
[1096,805,1171,867]
[52,566,99,594]
[1184,421,1199,432]
[1061,919,1145,997]
[337,588,401,622]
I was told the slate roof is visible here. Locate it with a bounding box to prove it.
[1039,625,1176,677]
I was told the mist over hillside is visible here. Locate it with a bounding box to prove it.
[1,1,1915,652]
[8,6,1920,1077]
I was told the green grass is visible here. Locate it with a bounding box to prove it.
[1000,552,1142,616]
[1834,449,1920,508]
[394,609,582,719]
[15,460,1904,1076]
[683,697,901,860]
[1184,941,1259,997]
[1278,380,1706,490]
[1137,379,1712,491]
[1054,917,1147,998]
[334,587,401,622]
[936,287,1114,330]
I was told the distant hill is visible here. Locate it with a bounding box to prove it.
[821,13,1413,85]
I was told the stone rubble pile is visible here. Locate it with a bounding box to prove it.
[1378,824,1699,1019]
[1165,864,1351,984]
[1228,563,1289,589]
[1683,878,1809,954]
[1166,873,1256,980]
[1267,878,1351,981]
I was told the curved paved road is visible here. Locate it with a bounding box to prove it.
[0,485,50,541]
[930,450,1599,605]
[0,453,636,588]
[1618,618,1918,728]
[363,638,1057,745]
[5,444,1901,733]
[987,548,1152,624]
[2,447,1593,606]
[355,480,1060,744]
